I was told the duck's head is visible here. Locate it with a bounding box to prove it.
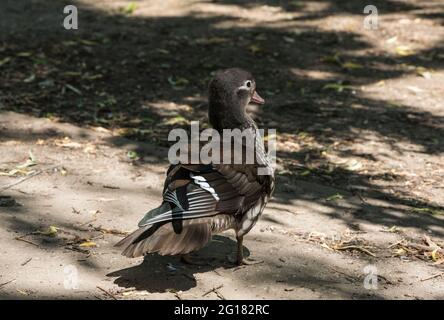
[208,68,264,130]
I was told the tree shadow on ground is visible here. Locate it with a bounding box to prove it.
[1,1,444,240]
[1,0,444,298]
[107,234,387,299]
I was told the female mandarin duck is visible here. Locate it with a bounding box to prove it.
[116,68,275,265]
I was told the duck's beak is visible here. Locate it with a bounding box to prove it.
[251,91,265,105]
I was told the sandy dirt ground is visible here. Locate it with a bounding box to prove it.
[1,0,444,299]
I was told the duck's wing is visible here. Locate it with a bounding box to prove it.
[115,163,272,257]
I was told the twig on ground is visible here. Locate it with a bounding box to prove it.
[21,258,32,266]
[16,189,30,195]
[16,289,30,296]
[233,265,246,271]
[97,286,117,300]
[103,185,120,189]
[212,269,223,277]
[421,272,444,282]
[65,246,90,255]
[408,243,444,254]
[377,275,394,285]
[388,241,404,249]
[0,165,61,193]
[215,290,225,300]
[328,267,357,282]
[15,236,39,247]
[0,279,16,289]
[202,284,224,298]
[78,219,97,227]
[333,245,376,257]
[266,206,298,215]
[93,226,129,236]
[423,235,442,250]
[356,192,368,204]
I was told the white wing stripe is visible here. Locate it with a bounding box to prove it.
[189,199,215,206]
[187,190,206,196]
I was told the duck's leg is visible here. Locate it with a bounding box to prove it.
[236,235,244,265]
[235,235,263,266]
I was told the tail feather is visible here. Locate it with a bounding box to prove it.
[115,218,213,258]
[115,225,150,248]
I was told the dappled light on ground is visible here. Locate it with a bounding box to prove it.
[1,0,444,299]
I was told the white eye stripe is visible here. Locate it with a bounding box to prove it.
[238,80,253,91]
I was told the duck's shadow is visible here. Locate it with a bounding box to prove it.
[107,235,249,293]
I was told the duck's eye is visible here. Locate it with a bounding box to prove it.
[245,80,252,88]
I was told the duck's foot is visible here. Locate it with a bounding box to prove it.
[227,235,264,266]
[227,254,264,266]
[180,254,207,266]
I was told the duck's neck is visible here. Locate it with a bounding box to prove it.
[209,100,256,132]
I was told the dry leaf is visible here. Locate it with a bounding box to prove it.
[54,137,82,149]
[156,48,170,55]
[78,39,98,46]
[83,144,97,154]
[431,249,440,261]
[40,226,58,237]
[347,159,363,171]
[406,86,424,94]
[248,44,262,54]
[84,74,103,80]
[386,36,397,44]
[196,37,230,45]
[65,84,82,95]
[79,241,97,248]
[16,52,33,57]
[387,226,400,233]
[321,53,341,65]
[342,62,363,69]
[416,67,432,79]
[23,74,36,83]
[0,57,12,66]
[326,193,343,201]
[120,2,137,15]
[395,46,414,56]
[322,83,353,92]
